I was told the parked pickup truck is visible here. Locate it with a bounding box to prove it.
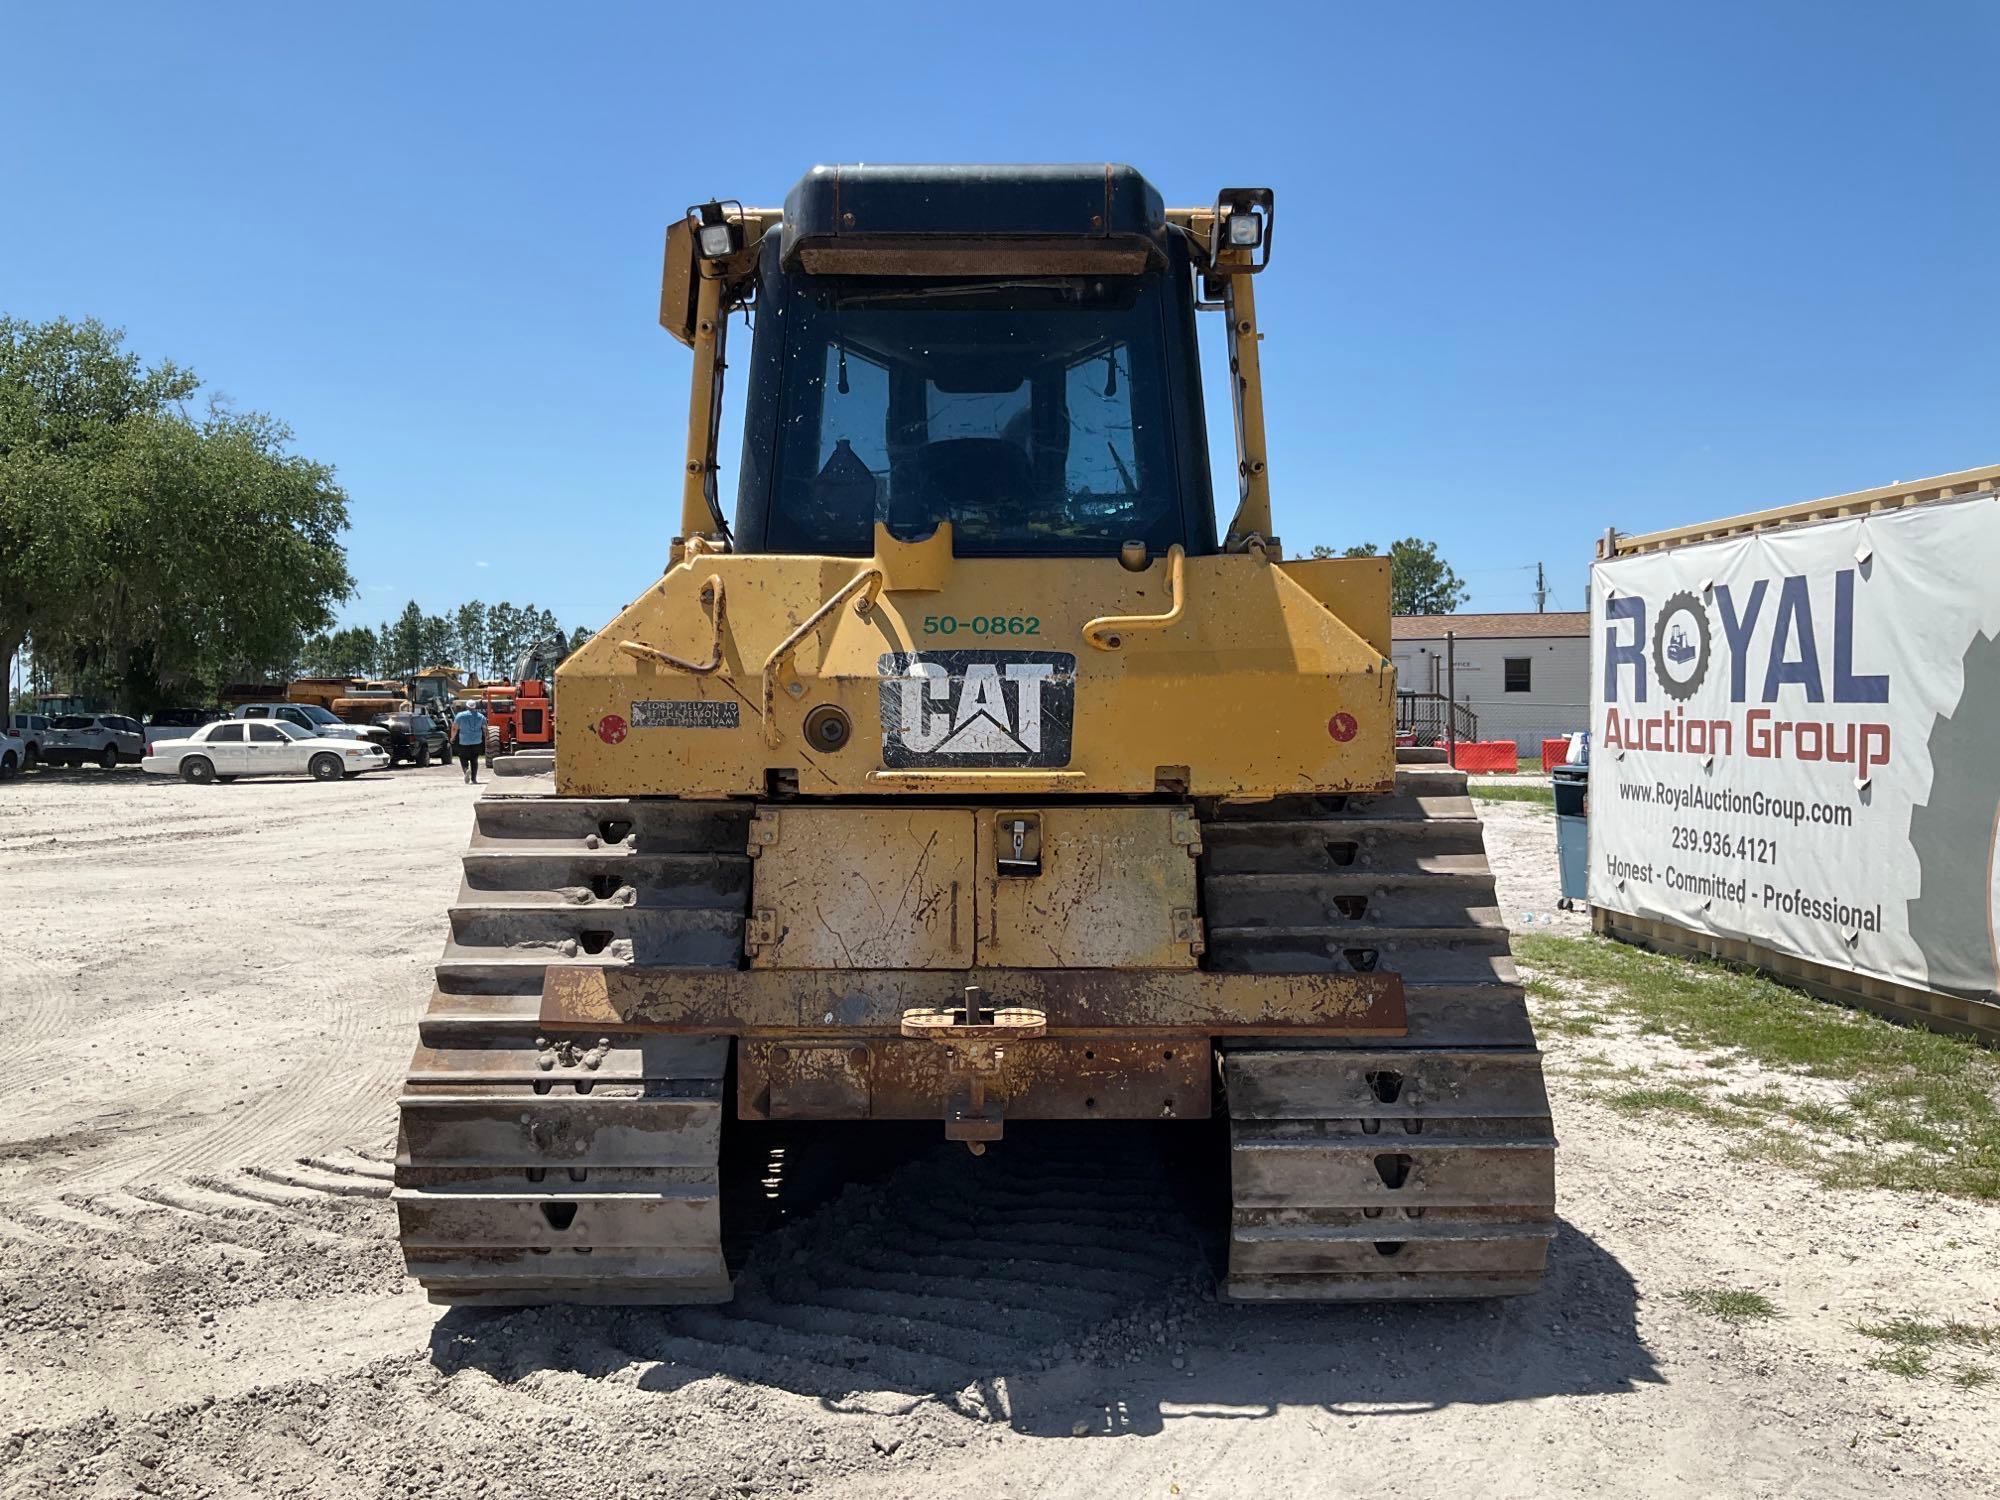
[236,702,391,750]
[143,708,226,753]
[41,713,145,768]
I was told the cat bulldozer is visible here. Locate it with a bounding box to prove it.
[395,165,1554,1304]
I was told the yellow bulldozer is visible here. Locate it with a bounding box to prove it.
[395,166,1554,1304]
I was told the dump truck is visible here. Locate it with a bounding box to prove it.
[285,677,416,723]
[394,165,1555,1305]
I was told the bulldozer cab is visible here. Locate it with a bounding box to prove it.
[664,166,1275,559]
[736,255,1213,558]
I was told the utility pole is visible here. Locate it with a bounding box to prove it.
[1534,561,1548,613]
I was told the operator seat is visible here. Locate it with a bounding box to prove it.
[890,437,1034,536]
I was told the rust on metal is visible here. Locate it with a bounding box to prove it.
[540,965,1408,1037]
[897,984,1049,1152]
[739,1034,1212,1123]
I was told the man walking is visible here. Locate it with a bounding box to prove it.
[452,701,488,783]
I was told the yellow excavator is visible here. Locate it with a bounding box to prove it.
[394,166,1554,1303]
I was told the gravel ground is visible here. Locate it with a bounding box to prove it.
[1,764,1994,1498]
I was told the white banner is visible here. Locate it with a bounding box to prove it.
[1589,494,2000,1004]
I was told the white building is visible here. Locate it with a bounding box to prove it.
[1391,611,1590,754]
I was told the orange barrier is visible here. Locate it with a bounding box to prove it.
[1449,740,1519,773]
[1541,736,1572,771]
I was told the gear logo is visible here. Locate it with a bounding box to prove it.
[1650,590,1712,702]
[1906,631,2000,1002]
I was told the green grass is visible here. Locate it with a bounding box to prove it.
[1605,1085,1737,1124]
[1515,934,2000,1200]
[1675,1287,1779,1323]
[1867,1347,1933,1379]
[1854,1318,2000,1388]
[1469,782,1555,806]
[1856,1316,2000,1350]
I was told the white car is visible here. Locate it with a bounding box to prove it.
[41,713,145,768]
[0,728,23,779]
[142,719,390,783]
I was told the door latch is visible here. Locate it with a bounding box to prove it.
[995,813,1042,877]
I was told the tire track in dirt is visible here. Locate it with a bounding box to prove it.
[0,952,76,1074]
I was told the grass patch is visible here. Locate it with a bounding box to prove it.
[1867,1347,1932,1379]
[1857,1317,2000,1350]
[1606,1085,1740,1126]
[1469,782,1555,806]
[1675,1287,1779,1323]
[1855,1317,2000,1387]
[1733,1130,1822,1172]
[1515,934,2000,1200]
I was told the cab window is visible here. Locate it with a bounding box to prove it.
[761,272,1200,558]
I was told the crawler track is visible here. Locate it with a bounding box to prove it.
[397,752,1551,1305]
[393,781,753,1303]
[1202,748,1557,1298]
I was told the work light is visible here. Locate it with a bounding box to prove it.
[688,200,743,260]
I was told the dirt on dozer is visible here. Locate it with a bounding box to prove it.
[2,769,1998,1499]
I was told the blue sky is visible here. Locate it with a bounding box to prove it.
[4,2,1993,627]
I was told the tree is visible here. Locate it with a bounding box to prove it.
[300,624,381,677]
[0,316,352,710]
[455,600,488,676]
[384,601,425,677]
[485,601,523,678]
[567,624,595,656]
[1309,537,1466,615]
[416,613,456,670]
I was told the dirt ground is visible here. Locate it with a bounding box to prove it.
[2,767,1995,1499]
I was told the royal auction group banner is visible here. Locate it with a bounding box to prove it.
[1588,494,2000,1005]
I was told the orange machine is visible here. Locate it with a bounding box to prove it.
[459,639,565,763]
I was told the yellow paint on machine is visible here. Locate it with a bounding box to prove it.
[975,806,1200,969]
[555,527,1395,799]
[745,807,973,969]
[741,804,1204,971]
